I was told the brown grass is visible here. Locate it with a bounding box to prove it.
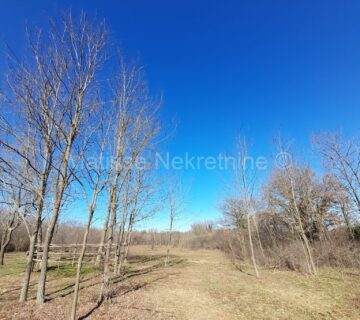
[0,247,359,319]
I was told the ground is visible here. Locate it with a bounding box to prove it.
[0,247,359,319]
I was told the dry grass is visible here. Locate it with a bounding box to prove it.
[0,247,359,319]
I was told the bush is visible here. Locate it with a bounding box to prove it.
[353,225,360,241]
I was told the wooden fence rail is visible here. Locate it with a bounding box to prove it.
[33,243,112,267]
[32,243,126,268]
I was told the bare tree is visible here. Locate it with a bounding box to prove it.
[269,138,317,275]
[165,177,186,266]
[32,13,107,304]
[115,162,161,273]
[98,58,161,302]
[119,168,159,264]
[70,110,111,320]
[95,61,142,266]
[313,132,360,216]
[1,56,57,301]
[0,167,31,265]
[220,136,260,277]
[220,196,247,261]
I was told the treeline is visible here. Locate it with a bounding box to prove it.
[7,210,358,276]
[0,12,162,319]
[0,221,102,252]
[0,222,179,252]
[205,134,360,275]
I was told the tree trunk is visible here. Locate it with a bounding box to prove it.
[36,201,61,303]
[292,198,316,275]
[0,246,5,266]
[247,214,260,278]
[20,141,51,303]
[37,221,43,246]
[99,197,118,302]
[19,232,37,302]
[235,225,246,260]
[341,204,354,239]
[123,234,131,261]
[0,228,14,265]
[95,205,111,265]
[124,223,134,260]
[36,113,78,304]
[117,220,133,274]
[71,208,94,320]
[165,216,173,267]
[114,210,126,274]
[289,176,317,275]
[19,206,43,302]
[298,223,317,275]
[252,216,266,261]
[0,241,8,266]
[33,221,43,272]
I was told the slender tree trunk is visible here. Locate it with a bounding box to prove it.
[235,225,246,260]
[0,248,5,266]
[37,221,43,246]
[0,208,19,266]
[114,210,126,274]
[36,200,62,303]
[252,216,266,261]
[341,204,354,239]
[99,197,118,302]
[20,141,51,302]
[165,215,173,266]
[117,218,134,274]
[19,232,37,302]
[114,230,124,274]
[19,205,42,301]
[151,232,155,250]
[246,214,259,278]
[298,223,317,275]
[124,222,134,260]
[99,129,126,299]
[113,231,120,273]
[237,136,260,278]
[266,224,278,249]
[71,208,94,320]
[37,135,74,303]
[123,233,131,261]
[289,176,317,275]
[116,206,136,274]
[95,205,111,265]
[165,232,172,266]
[33,221,43,272]
[0,219,20,266]
[0,230,12,265]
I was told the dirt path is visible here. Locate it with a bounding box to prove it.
[137,247,359,320]
[146,249,237,319]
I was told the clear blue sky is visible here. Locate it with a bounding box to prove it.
[1,0,360,230]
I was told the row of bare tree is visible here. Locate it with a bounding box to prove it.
[0,12,163,319]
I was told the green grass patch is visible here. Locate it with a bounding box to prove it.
[48,264,100,278]
[0,252,27,277]
[0,252,101,279]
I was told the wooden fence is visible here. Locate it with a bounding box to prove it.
[33,243,117,268]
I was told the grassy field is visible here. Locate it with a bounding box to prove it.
[0,247,359,319]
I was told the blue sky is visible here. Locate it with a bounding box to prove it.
[1,0,360,230]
